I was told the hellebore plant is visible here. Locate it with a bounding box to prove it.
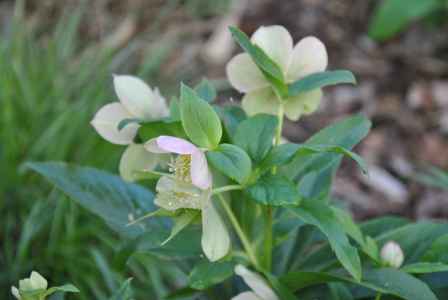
[11,271,78,300]
[27,25,448,300]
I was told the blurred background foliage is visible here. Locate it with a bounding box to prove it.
[1,0,447,299]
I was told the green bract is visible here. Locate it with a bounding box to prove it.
[26,24,448,300]
[180,84,222,149]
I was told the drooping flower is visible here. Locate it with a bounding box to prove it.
[11,271,48,299]
[226,25,328,121]
[91,75,169,181]
[380,240,404,268]
[145,135,230,261]
[232,265,279,300]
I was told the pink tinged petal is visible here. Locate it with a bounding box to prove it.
[201,196,231,262]
[226,53,269,93]
[114,75,165,120]
[241,88,279,117]
[119,144,161,182]
[90,102,138,145]
[155,136,198,154]
[231,292,262,300]
[251,25,293,71]
[287,36,328,82]
[234,265,279,300]
[191,150,212,189]
[144,138,170,153]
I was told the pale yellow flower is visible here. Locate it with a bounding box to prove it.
[91,75,169,181]
[226,25,328,121]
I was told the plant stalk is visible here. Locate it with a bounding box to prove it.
[217,193,261,270]
[212,184,243,195]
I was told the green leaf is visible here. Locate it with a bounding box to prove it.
[108,278,133,300]
[45,284,80,297]
[265,273,297,300]
[288,70,356,97]
[215,105,247,141]
[162,210,199,245]
[234,114,278,163]
[188,260,235,290]
[118,117,141,130]
[332,207,380,262]
[194,78,217,103]
[134,227,203,259]
[229,26,284,84]
[401,262,448,274]
[246,173,300,206]
[328,283,354,300]
[262,143,368,174]
[422,234,448,264]
[281,268,438,300]
[138,119,186,142]
[281,115,371,200]
[206,144,252,184]
[180,84,222,149]
[26,162,166,239]
[369,0,442,41]
[289,202,362,281]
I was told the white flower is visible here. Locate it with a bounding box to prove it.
[232,265,279,300]
[91,75,169,181]
[145,136,230,261]
[380,241,404,268]
[12,271,48,299]
[226,25,328,121]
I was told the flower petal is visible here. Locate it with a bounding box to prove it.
[231,292,262,300]
[154,176,203,210]
[155,136,198,154]
[251,25,293,71]
[114,75,168,120]
[284,89,322,121]
[234,265,279,300]
[201,196,230,261]
[241,88,279,117]
[119,144,161,182]
[191,150,212,189]
[11,286,20,299]
[30,271,48,290]
[144,138,170,153]
[90,102,138,145]
[226,53,269,93]
[287,36,328,82]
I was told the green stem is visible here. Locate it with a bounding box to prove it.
[274,102,284,146]
[217,193,261,270]
[263,206,273,271]
[212,184,243,195]
[261,101,285,271]
[375,293,382,300]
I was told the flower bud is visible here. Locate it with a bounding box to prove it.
[12,271,48,299]
[380,241,404,268]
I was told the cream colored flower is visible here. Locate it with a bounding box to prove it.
[145,136,230,261]
[12,271,48,299]
[226,25,328,121]
[91,75,169,181]
[232,265,279,300]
